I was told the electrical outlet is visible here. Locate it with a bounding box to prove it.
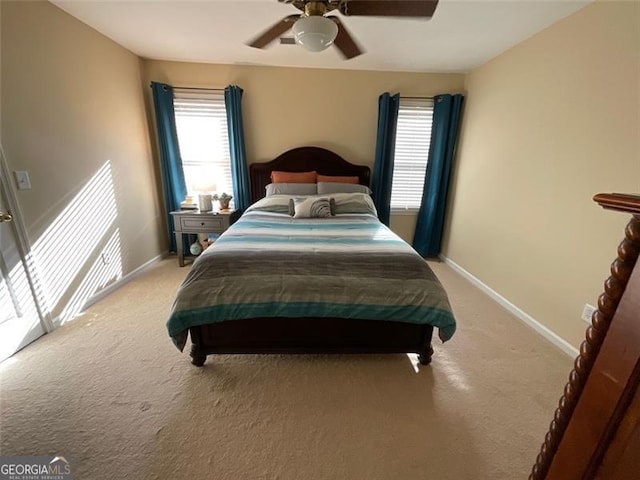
[581,303,597,323]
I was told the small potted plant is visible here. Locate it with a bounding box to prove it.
[213,192,232,210]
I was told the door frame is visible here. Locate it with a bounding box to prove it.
[0,144,53,334]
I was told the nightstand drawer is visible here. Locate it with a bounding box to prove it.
[180,216,226,232]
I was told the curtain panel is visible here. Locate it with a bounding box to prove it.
[371,92,400,226]
[224,85,251,212]
[413,93,464,258]
[150,82,187,253]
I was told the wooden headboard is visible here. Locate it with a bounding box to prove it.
[249,146,371,204]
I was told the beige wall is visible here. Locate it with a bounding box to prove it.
[4,0,632,350]
[1,1,162,321]
[141,60,465,241]
[444,1,640,348]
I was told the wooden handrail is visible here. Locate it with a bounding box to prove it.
[530,192,640,479]
[593,193,640,214]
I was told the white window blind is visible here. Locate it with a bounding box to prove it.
[173,89,233,198]
[390,98,434,212]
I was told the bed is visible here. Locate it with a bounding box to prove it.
[166,146,456,366]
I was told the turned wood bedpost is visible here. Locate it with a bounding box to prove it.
[530,194,640,480]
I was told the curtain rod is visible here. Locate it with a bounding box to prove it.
[149,83,225,92]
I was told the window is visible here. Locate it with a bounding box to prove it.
[173,89,233,198]
[390,98,434,212]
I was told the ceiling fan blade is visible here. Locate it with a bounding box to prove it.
[331,17,363,60]
[340,0,439,18]
[248,14,299,48]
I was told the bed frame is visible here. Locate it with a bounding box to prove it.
[188,146,435,366]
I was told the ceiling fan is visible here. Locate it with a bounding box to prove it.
[248,0,439,60]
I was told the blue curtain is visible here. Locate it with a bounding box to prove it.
[151,82,187,253]
[224,85,251,212]
[413,94,464,258]
[371,92,400,226]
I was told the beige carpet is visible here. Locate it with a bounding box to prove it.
[0,258,573,479]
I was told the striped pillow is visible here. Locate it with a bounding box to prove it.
[288,197,335,218]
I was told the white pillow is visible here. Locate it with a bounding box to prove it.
[331,193,378,216]
[317,182,371,195]
[265,183,318,196]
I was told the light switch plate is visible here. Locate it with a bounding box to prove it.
[14,171,31,190]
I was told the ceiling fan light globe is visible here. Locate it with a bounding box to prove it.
[292,16,338,52]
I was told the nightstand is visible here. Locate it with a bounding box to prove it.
[170,209,237,267]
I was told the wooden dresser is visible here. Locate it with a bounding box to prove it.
[531,193,640,479]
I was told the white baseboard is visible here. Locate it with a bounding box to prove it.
[51,252,167,326]
[82,252,167,311]
[439,255,579,358]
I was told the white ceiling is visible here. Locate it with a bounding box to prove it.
[51,0,592,73]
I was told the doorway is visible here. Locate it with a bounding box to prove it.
[0,146,50,362]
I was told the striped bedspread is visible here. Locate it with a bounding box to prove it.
[166,194,456,350]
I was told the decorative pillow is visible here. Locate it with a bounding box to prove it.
[289,197,334,218]
[317,174,360,184]
[265,183,318,196]
[288,197,336,216]
[317,182,372,195]
[270,171,317,184]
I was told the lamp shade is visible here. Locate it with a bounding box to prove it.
[292,16,338,52]
[192,177,217,194]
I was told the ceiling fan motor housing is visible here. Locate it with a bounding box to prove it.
[303,1,329,17]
